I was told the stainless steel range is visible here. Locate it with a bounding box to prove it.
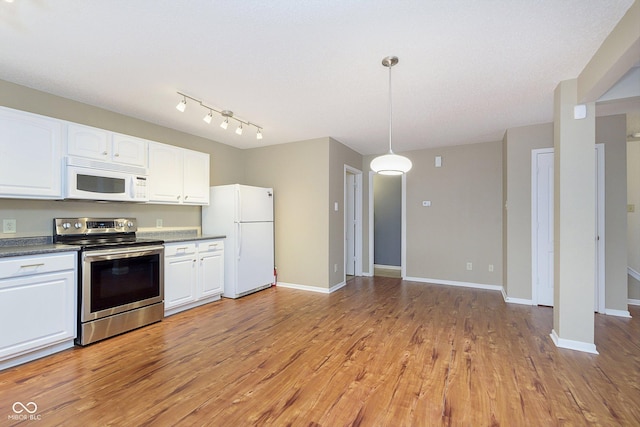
[54,218,164,346]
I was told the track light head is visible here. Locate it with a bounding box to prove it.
[256,129,263,140]
[203,110,213,124]
[220,118,229,129]
[176,97,187,112]
[236,124,243,135]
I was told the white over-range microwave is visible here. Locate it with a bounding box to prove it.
[65,157,149,202]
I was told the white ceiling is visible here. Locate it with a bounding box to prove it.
[0,0,635,155]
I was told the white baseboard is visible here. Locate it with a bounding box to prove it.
[362,271,374,277]
[374,264,401,270]
[628,267,640,282]
[404,276,502,292]
[629,298,640,306]
[605,308,632,318]
[501,287,534,305]
[276,281,346,294]
[550,329,599,354]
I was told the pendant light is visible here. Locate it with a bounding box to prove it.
[370,56,412,175]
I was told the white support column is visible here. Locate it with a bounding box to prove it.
[551,79,598,354]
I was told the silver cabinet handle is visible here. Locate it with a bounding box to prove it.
[20,263,45,268]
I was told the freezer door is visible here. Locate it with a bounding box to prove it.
[237,185,273,222]
[236,222,274,295]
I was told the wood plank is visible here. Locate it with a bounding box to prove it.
[0,277,638,426]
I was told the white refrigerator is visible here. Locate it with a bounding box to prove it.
[201,184,275,298]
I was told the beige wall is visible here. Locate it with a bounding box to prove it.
[503,123,554,299]
[328,138,364,287]
[244,138,331,289]
[404,141,503,285]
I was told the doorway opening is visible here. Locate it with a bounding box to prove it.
[373,174,401,277]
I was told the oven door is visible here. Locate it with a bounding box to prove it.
[80,245,164,322]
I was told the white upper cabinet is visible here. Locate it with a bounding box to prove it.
[148,142,210,205]
[67,123,148,168]
[183,149,210,205]
[111,133,148,167]
[148,142,183,203]
[0,106,63,199]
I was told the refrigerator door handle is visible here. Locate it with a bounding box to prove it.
[236,187,242,223]
[237,222,242,259]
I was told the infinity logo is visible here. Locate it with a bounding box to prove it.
[12,401,38,414]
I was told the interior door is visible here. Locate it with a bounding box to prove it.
[535,151,555,306]
[237,222,274,295]
[346,173,356,275]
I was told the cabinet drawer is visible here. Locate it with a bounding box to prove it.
[164,243,197,257]
[0,252,76,279]
[197,240,224,253]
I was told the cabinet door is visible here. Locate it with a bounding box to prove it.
[0,107,63,199]
[112,133,148,167]
[164,255,197,309]
[148,142,184,204]
[199,242,224,298]
[0,270,76,360]
[67,123,110,161]
[183,149,210,205]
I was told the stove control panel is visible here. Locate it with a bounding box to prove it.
[54,217,138,236]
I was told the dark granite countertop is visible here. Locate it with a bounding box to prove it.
[0,231,225,258]
[0,237,80,258]
[137,229,225,243]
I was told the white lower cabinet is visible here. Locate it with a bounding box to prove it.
[164,239,224,316]
[0,252,77,370]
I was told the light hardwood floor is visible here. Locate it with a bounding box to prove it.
[1,276,638,426]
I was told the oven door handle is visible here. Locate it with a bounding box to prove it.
[83,245,164,261]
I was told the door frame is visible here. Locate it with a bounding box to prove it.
[344,165,363,278]
[531,144,605,312]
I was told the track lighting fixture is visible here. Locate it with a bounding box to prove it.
[176,96,187,112]
[175,92,263,140]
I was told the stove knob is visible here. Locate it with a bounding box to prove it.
[127,221,134,228]
[62,222,71,229]
[74,222,83,229]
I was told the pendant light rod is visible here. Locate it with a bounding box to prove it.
[384,56,397,154]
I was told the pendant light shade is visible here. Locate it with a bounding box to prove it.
[370,56,412,175]
[370,153,413,176]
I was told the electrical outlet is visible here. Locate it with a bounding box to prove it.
[334,264,338,273]
[488,264,494,272]
[3,219,16,234]
[156,219,163,228]
[466,262,472,271]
